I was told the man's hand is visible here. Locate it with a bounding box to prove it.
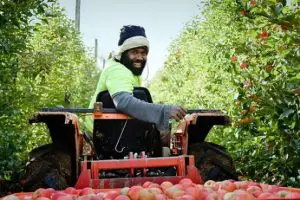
[170,106,187,121]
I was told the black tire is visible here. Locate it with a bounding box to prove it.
[188,142,238,182]
[21,144,72,191]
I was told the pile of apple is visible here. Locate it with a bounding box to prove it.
[2,179,300,200]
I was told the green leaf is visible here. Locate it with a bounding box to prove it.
[275,3,283,15]
[280,109,295,119]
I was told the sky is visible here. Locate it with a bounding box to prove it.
[57,0,201,80]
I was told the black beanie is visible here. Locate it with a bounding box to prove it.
[118,25,147,46]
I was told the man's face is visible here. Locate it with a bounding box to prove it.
[121,47,148,76]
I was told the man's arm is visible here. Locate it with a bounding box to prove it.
[112,91,172,134]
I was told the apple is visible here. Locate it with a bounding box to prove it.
[204,192,219,200]
[95,192,105,199]
[51,192,69,200]
[127,185,143,200]
[170,190,185,199]
[246,185,263,197]
[160,181,173,191]
[257,192,277,199]
[90,195,103,200]
[64,187,79,195]
[139,188,155,200]
[204,180,219,191]
[2,195,20,200]
[35,198,50,200]
[265,65,273,72]
[166,185,184,199]
[119,187,130,196]
[240,10,248,16]
[154,194,167,200]
[104,190,119,200]
[220,180,236,192]
[174,194,194,200]
[217,189,228,199]
[179,178,193,186]
[148,183,161,189]
[224,190,255,200]
[114,195,130,200]
[77,195,93,200]
[18,195,32,200]
[231,55,238,63]
[33,188,53,199]
[184,186,200,199]
[259,31,269,40]
[249,0,256,7]
[260,184,281,193]
[52,194,73,200]
[286,192,300,199]
[149,187,163,195]
[142,181,152,188]
[79,188,95,196]
[240,62,248,69]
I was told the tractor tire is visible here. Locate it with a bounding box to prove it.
[21,144,72,191]
[188,142,238,182]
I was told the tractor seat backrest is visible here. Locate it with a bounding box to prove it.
[96,87,153,108]
[93,87,161,159]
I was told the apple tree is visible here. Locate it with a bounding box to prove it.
[150,0,299,186]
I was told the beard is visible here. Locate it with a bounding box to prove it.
[120,53,146,76]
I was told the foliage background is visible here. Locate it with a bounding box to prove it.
[150,0,300,187]
[0,0,99,190]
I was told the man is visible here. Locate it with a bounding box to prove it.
[85,25,187,145]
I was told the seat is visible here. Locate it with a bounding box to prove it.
[93,87,161,159]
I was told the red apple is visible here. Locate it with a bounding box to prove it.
[53,194,73,200]
[51,192,68,200]
[114,195,130,200]
[259,31,269,40]
[104,190,119,200]
[246,185,263,197]
[128,185,143,200]
[220,180,236,192]
[154,194,167,200]
[95,192,105,199]
[160,181,173,192]
[227,189,255,200]
[217,189,228,199]
[33,188,53,199]
[231,55,238,63]
[204,180,219,191]
[174,194,194,200]
[79,188,95,196]
[179,178,193,186]
[64,187,79,195]
[36,198,50,200]
[205,192,219,200]
[240,10,248,16]
[240,62,248,69]
[143,181,152,188]
[184,186,200,199]
[286,192,300,199]
[148,183,161,189]
[257,192,278,199]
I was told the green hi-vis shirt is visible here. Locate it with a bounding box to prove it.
[84,59,142,133]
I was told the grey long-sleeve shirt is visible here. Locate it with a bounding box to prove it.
[112,91,172,137]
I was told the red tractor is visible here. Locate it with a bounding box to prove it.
[21,87,237,191]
